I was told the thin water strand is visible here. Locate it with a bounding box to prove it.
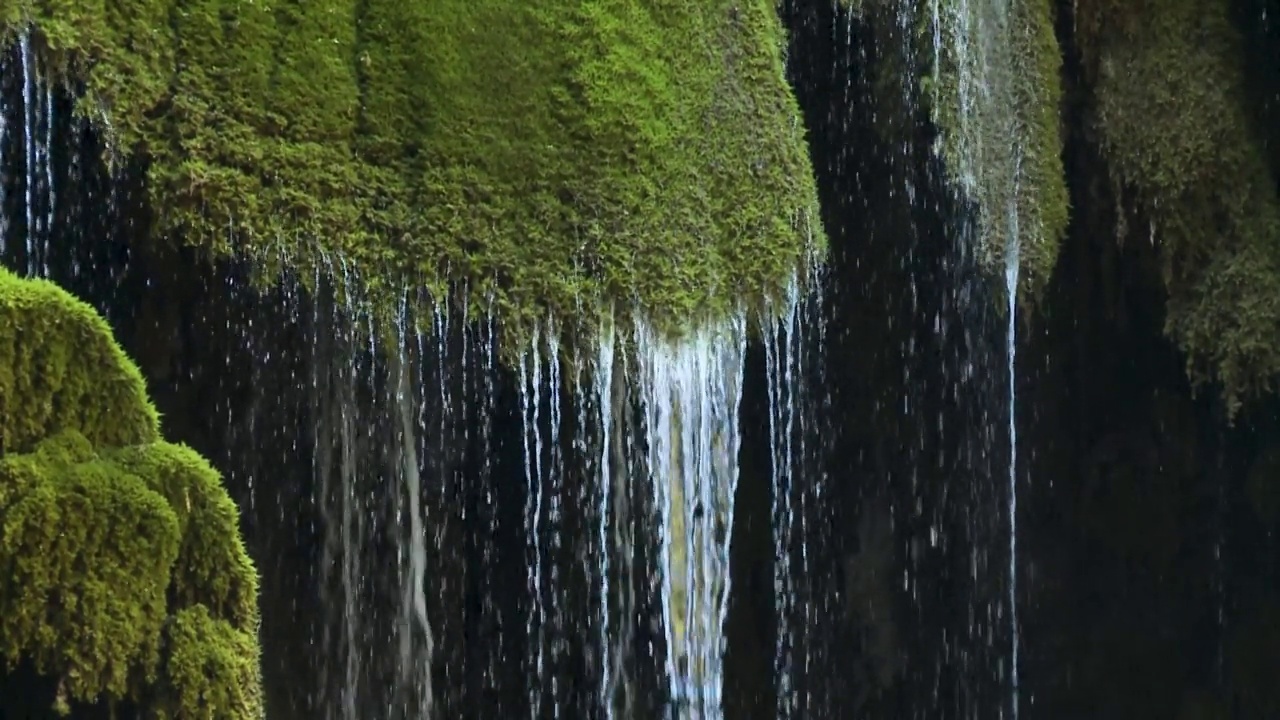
[1005,172,1021,720]
[20,30,35,275]
[596,320,617,720]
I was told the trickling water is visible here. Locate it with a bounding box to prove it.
[1005,174,1020,720]
[520,328,548,718]
[20,30,35,275]
[397,308,434,718]
[547,327,564,720]
[596,321,617,720]
[766,279,803,719]
[637,313,747,719]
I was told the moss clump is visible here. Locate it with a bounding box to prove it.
[841,0,1068,299]
[0,431,182,702]
[0,269,159,454]
[4,0,823,345]
[1080,0,1280,414]
[0,267,261,717]
[151,606,263,720]
[927,0,1068,298]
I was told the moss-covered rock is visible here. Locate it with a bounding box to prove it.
[152,606,263,720]
[0,267,261,718]
[838,0,1068,299]
[1079,0,1280,414]
[929,0,1068,297]
[3,0,823,344]
[0,269,159,454]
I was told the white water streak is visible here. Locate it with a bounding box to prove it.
[638,313,747,719]
[397,308,434,718]
[20,30,35,275]
[1006,166,1021,720]
[597,320,617,720]
[768,279,803,719]
[547,326,563,719]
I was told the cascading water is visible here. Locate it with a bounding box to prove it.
[765,278,803,719]
[637,314,747,719]
[595,322,617,720]
[1004,181,1020,720]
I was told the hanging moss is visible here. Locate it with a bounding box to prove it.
[838,0,1068,298]
[0,268,261,717]
[1080,0,1280,414]
[151,606,264,720]
[109,443,259,632]
[3,0,823,345]
[0,431,181,704]
[927,0,1068,298]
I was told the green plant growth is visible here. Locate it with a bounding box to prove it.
[1080,0,1280,416]
[2,0,823,346]
[840,0,1069,300]
[0,268,262,718]
[926,0,1068,299]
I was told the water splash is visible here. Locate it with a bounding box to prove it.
[637,313,747,719]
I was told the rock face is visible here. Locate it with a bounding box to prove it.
[0,0,824,341]
[0,267,261,719]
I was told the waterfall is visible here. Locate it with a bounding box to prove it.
[396,305,435,718]
[595,321,617,720]
[636,313,747,719]
[766,279,803,719]
[519,327,547,718]
[1005,162,1021,720]
[20,30,35,275]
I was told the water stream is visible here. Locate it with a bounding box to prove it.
[1004,189,1020,720]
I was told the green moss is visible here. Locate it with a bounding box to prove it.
[4,0,823,346]
[0,270,261,716]
[152,606,263,720]
[110,443,258,632]
[1082,0,1280,414]
[926,0,1069,298]
[0,268,159,454]
[0,432,181,703]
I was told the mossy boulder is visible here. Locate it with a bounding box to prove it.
[1079,0,1280,414]
[3,0,823,343]
[840,0,1068,299]
[0,267,261,718]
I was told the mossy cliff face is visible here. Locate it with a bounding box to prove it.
[0,268,262,718]
[836,0,1068,299]
[2,0,822,340]
[841,0,1280,412]
[1076,0,1280,415]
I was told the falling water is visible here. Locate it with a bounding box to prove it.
[20,30,35,275]
[1005,176,1020,720]
[596,321,617,720]
[520,326,548,718]
[637,313,747,719]
[765,279,803,719]
[397,305,434,718]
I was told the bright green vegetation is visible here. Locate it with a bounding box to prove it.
[1079,0,1280,416]
[2,0,823,344]
[0,268,262,718]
